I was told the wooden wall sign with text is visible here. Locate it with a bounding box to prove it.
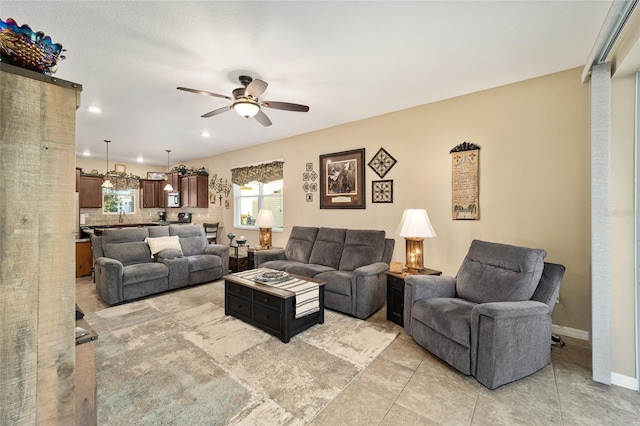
[451,142,480,220]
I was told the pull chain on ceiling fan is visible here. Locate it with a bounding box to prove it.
[177,75,309,127]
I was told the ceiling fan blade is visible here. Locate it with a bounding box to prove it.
[261,101,309,112]
[254,109,272,126]
[245,79,268,99]
[177,87,231,100]
[201,105,232,118]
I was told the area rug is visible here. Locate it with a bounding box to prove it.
[84,280,399,425]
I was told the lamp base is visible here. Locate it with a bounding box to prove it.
[258,227,272,250]
[404,237,425,271]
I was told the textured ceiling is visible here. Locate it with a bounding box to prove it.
[3,1,611,166]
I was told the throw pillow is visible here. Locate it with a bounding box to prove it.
[145,236,183,258]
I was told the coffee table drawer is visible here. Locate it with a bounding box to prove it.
[227,293,251,321]
[253,291,282,310]
[253,305,281,332]
[227,281,252,299]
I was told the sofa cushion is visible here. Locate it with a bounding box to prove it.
[285,263,335,278]
[169,225,207,256]
[261,260,306,271]
[122,262,168,285]
[338,230,386,271]
[148,226,170,238]
[188,254,222,272]
[413,298,476,348]
[315,270,352,296]
[456,240,546,304]
[103,241,152,266]
[308,227,346,269]
[284,226,319,263]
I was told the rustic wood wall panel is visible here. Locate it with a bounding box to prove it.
[1,64,81,424]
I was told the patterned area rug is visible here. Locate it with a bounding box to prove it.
[84,280,398,425]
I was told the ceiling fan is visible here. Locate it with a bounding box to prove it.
[177,75,310,127]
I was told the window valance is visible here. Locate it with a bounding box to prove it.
[231,161,284,185]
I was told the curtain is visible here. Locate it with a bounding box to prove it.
[590,62,612,385]
[231,161,284,185]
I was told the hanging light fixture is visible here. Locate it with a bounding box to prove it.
[164,150,174,191]
[102,140,113,188]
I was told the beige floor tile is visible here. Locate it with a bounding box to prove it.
[379,332,428,371]
[379,403,439,425]
[473,364,562,424]
[395,366,480,425]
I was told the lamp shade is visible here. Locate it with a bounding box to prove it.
[396,209,436,238]
[254,209,275,228]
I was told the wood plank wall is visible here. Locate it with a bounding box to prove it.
[1,65,81,424]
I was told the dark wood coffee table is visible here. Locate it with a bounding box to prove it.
[224,272,325,343]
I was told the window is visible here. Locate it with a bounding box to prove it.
[234,180,283,229]
[103,188,137,214]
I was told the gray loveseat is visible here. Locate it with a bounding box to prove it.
[92,224,229,305]
[404,239,565,389]
[253,226,394,319]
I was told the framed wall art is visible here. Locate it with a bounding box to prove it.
[115,163,126,173]
[146,172,166,180]
[368,147,397,178]
[372,180,393,203]
[319,148,365,209]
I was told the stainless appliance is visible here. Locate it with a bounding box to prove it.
[167,192,180,207]
[158,211,167,222]
[178,212,192,223]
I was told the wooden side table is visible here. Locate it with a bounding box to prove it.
[386,268,442,326]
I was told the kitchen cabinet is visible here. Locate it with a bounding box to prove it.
[78,175,103,208]
[139,179,167,208]
[76,239,93,278]
[180,174,209,208]
[166,172,181,193]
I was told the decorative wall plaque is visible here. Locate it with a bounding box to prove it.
[450,142,480,220]
[368,147,397,178]
[372,180,393,203]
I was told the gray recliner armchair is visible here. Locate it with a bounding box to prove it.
[404,239,565,389]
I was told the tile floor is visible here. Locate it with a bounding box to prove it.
[76,276,640,425]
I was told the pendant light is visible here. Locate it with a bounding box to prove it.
[102,140,113,188]
[164,150,174,191]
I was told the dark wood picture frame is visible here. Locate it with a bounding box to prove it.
[319,148,365,209]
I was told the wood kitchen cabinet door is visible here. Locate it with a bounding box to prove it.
[180,174,208,208]
[78,175,103,208]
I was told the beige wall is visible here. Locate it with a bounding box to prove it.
[180,67,591,332]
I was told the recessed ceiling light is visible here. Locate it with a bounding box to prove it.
[88,106,102,113]
[201,132,210,137]
[137,156,144,163]
[83,150,91,156]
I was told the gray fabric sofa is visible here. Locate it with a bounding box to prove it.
[92,224,229,306]
[404,239,565,389]
[253,226,394,319]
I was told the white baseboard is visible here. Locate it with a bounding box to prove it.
[611,373,639,391]
[552,324,589,340]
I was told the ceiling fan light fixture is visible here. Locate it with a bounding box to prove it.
[233,100,259,118]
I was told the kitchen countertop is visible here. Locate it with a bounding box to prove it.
[82,222,192,236]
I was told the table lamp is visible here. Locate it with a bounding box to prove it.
[254,209,275,249]
[396,208,436,271]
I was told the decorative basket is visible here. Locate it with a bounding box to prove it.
[0,18,65,75]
